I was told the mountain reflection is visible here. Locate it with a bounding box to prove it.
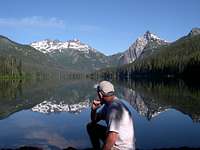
[116,79,200,122]
[0,79,96,119]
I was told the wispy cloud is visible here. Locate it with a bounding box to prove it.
[0,16,102,33]
[0,16,103,44]
[0,16,66,29]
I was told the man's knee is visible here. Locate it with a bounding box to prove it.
[86,122,104,135]
[86,123,107,137]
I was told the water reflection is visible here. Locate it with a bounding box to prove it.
[0,79,96,119]
[116,80,200,122]
[0,79,200,149]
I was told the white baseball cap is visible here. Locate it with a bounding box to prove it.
[97,81,115,96]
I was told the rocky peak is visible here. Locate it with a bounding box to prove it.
[144,30,152,40]
[144,30,167,42]
[120,31,168,64]
[188,28,200,37]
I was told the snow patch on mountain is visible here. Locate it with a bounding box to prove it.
[30,39,96,54]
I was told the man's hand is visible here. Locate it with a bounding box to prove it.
[91,99,102,111]
[103,131,118,150]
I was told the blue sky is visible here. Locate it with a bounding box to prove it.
[0,0,199,55]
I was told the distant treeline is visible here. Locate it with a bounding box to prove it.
[0,55,85,80]
[90,34,200,80]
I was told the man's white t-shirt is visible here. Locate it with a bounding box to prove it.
[98,98,135,150]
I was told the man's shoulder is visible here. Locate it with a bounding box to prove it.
[112,98,129,107]
[108,99,125,115]
[110,99,123,108]
[112,98,133,115]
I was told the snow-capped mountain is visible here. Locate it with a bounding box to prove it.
[119,31,169,65]
[30,39,109,72]
[31,39,95,54]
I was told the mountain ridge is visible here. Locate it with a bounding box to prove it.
[30,30,168,58]
[30,30,169,69]
[1,27,199,74]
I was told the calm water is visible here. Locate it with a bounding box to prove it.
[0,79,200,149]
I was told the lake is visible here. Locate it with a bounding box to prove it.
[0,79,200,150]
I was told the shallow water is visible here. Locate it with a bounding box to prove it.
[0,79,200,149]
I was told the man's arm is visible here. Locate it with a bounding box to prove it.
[91,109,99,123]
[91,99,102,123]
[103,131,118,150]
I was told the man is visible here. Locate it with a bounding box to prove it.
[87,81,135,150]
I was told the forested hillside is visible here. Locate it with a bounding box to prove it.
[0,36,83,79]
